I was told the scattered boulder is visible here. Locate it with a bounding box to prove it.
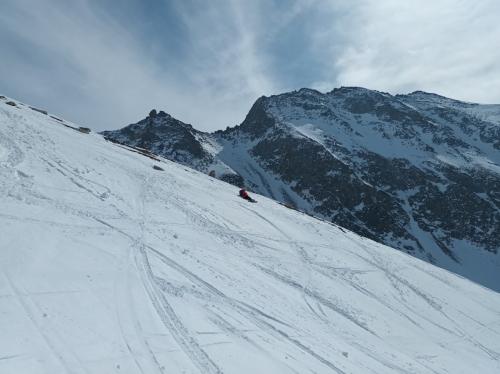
[220,173,245,187]
[5,101,16,107]
[135,146,152,155]
[149,109,157,118]
[208,170,216,177]
[0,95,5,100]
[30,106,48,115]
[153,165,164,171]
[78,127,91,134]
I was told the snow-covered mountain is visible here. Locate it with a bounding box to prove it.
[2,96,500,373]
[102,87,500,292]
[101,109,243,186]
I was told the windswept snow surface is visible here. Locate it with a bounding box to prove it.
[1,100,500,374]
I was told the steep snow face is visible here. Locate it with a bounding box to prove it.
[400,91,500,126]
[397,91,500,161]
[267,88,499,167]
[1,98,500,374]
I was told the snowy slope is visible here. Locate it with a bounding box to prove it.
[399,91,500,126]
[1,98,500,374]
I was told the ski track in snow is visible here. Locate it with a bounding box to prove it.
[1,100,500,373]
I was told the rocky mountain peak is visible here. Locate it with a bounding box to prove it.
[101,110,207,163]
[101,110,244,186]
[144,109,192,131]
[148,109,172,119]
[236,96,276,138]
[329,86,385,96]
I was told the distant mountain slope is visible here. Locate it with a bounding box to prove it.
[101,109,243,186]
[102,88,500,291]
[2,95,500,374]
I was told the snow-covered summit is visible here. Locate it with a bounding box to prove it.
[2,95,500,374]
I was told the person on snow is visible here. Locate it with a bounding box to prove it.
[239,188,256,202]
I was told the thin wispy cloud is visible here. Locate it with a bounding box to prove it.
[331,0,500,103]
[168,1,280,123]
[1,0,499,131]
[0,0,184,128]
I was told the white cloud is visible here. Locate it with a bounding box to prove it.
[2,0,499,133]
[0,0,190,129]
[0,0,285,131]
[167,0,279,126]
[330,0,500,103]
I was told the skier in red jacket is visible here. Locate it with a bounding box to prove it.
[239,188,256,202]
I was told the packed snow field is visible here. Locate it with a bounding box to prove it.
[1,99,500,374]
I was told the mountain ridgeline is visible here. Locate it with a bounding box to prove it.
[101,87,500,291]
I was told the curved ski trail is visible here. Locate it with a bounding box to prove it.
[136,174,223,374]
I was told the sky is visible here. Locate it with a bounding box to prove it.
[1,0,500,132]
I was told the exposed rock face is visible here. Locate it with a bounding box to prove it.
[102,110,210,165]
[101,110,241,183]
[102,88,500,291]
